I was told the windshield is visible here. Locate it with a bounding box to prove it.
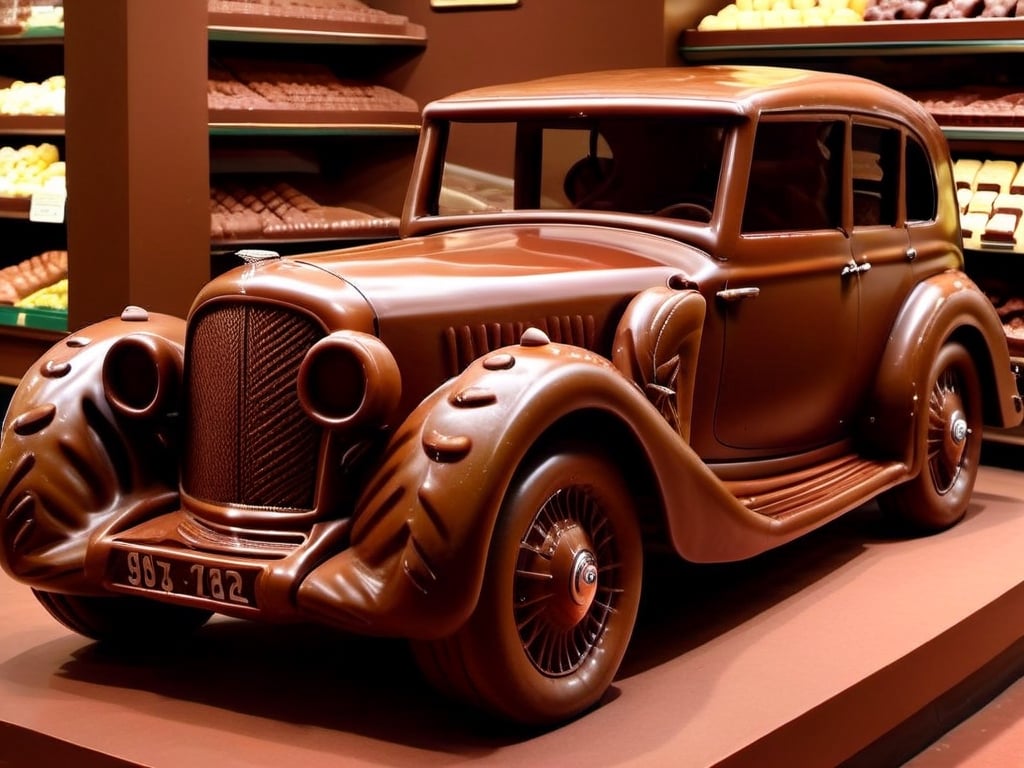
[434,116,729,223]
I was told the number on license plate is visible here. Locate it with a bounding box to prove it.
[114,550,257,607]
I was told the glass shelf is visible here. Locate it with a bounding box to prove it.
[942,125,1024,142]
[680,18,1024,62]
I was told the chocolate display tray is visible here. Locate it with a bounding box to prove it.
[211,221,400,247]
[681,17,1024,53]
[0,305,66,331]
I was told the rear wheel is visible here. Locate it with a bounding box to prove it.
[879,342,982,531]
[33,590,212,644]
[413,446,643,725]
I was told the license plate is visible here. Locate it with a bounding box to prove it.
[109,549,259,608]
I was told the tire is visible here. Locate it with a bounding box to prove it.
[33,590,213,645]
[413,446,644,725]
[878,342,983,531]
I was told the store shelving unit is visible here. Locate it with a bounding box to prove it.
[680,17,1024,59]
[0,26,65,382]
[0,0,666,383]
[681,16,1024,445]
[3,0,426,385]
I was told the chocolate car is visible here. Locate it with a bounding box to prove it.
[1,65,1021,725]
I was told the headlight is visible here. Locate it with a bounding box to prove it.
[297,331,401,434]
[102,334,182,420]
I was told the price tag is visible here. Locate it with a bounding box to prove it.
[29,189,66,224]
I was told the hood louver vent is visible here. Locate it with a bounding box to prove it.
[442,315,596,377]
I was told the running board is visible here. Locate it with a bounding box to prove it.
[721,454,908,522]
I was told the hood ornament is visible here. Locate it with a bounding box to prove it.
[236,249,281,264]
[236,249,281,293]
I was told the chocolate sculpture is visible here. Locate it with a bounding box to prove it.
[1,65,1021,726]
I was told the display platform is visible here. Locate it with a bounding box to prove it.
[2,461,1024,768]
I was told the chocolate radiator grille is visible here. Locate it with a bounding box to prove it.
[183,303,323,510]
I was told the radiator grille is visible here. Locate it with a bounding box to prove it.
[183,303,323,510]
[443,315,597,376]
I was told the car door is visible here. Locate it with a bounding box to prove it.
[714,116,861,454]
[849,121,917,399]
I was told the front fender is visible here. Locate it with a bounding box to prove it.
[861,269,1022,465]
[295,329,689,637]
[0,308,186,591]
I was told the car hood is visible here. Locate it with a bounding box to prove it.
[196,223,711,413]
[297,223,709,317]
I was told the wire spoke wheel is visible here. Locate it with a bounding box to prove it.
[514,485,620,676]
[879,342,982,531]
[926,364,970,495]
[412,445,642,725]
[33,590,212,644]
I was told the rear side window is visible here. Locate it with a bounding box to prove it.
[742,119,845,233]
[852,123,900,228]
[905,135,937,223]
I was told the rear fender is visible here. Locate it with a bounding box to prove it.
[861,270,1022,468]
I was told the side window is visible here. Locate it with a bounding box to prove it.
[742,119,844,234]
[905,135,937,223]
[852,123,900,228]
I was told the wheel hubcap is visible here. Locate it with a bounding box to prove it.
[572,551,599,604]
[514,486,619,676]
[950,415,968,444]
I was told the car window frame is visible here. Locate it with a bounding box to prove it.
[738,112,849,238]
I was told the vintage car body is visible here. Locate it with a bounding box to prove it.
[1,65,1021,725]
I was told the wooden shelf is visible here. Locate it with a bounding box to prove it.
[208,110,420,136]
[0,323,62,380]
[0,115,63,135]
[0,196,30,218]
[0,26,62,45]
[680,18,1024,62]
[208,12,426,47]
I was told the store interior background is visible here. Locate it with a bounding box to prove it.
[14,0,1017,365]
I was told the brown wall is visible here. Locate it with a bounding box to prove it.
[373,1,670,108]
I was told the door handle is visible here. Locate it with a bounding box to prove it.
[841,261,872,277]
[716,287,760,302]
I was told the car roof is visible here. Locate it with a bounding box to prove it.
[424,65,936,130]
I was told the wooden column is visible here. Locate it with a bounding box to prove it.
[64,0,209,330]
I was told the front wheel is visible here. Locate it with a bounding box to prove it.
[413,446,644,725]
[879,342,983,531]
[33,590,213,644]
